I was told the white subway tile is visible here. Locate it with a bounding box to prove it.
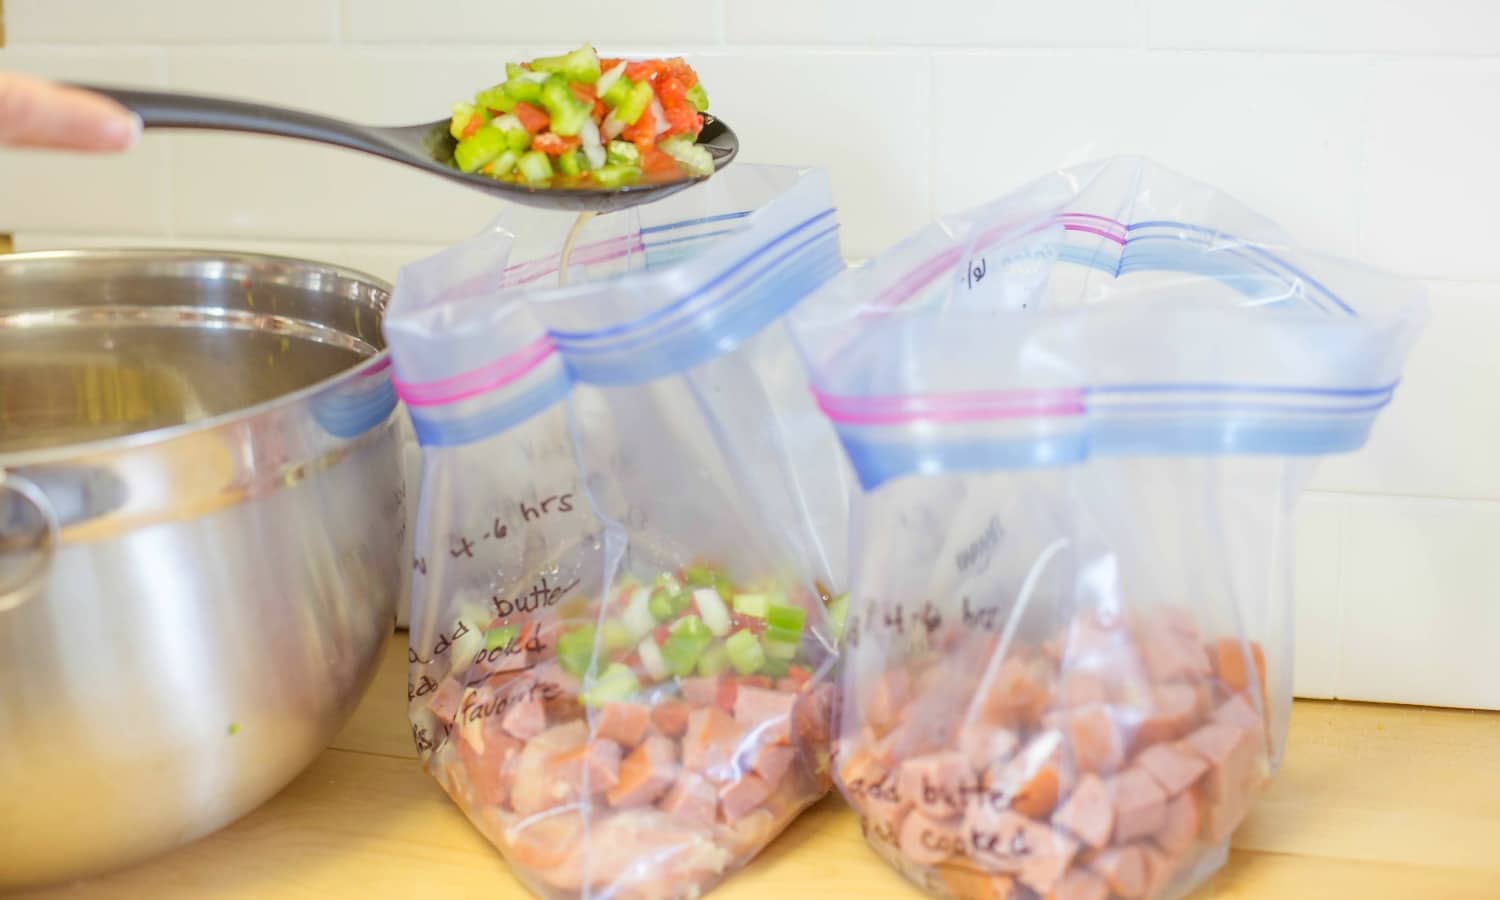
[689,51,931,258]
[931,52,1370,256]
[726,0,1145,46]
[1360,60,1500,279]
[343,0,718,45]
[1293,494,1343,699]
[6,0,338,44]
[1338,495,1500,709]
[1313,281,1500,501]
[1149,0,1500,55]
[0,50,171,235]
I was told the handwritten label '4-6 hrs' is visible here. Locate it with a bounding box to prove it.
[414,491,576,574]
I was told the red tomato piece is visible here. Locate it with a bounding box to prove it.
[511,101,550,134]
[461,113,484,139]
[785,665,812,686]
[640,145,680,177]
[716,676,738,714]
[532,132,581,156]
[599,57,623,72]
[624,60,665,84]
[664,57,699,89]
[653,623,672,645]
[622,105,656,150]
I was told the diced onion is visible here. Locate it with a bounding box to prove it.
[651,97,669,135]
[693,588,732,637]
[637,637,668,682]
[602,111,625,140]
[580,118,606,169]
[623,587,656,640]
[597,61,627,95]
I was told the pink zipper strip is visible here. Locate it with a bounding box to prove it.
[393,335,557,408]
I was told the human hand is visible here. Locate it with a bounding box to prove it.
[0,71,139,152]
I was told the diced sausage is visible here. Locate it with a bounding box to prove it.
[959,726,1020,773]
[1140,625,1212,684]
[979,657,1052,728]
[1087,844,1147,899]
[660,771,719,826]
[750,743,798,789]
[1055,672,1111,708]
[964,808,1079,895]
[936,859,1017,900]
[897,751,975,820]
[1062,705,1125,775]
[502,808,582,872]
[793,682,834,747]
[501,693,548,741]
[1111,768,1169,843]
[682,706,748,779]
[1212,693,1265,738]
[543,737,622,801]
[898,809,965,866]
[1138,842,1181,898]
[735,685,796,745]
[866,669,911,735]
[651,698,691,738]
[718,772,771,821]
[508,720,588,816]
[680,676,720,708]
[426,676,464,725]
[1184,722,1263,842]
[607,735,678,808]
[1134,742,1209,796]
[456,730,520,808]
[1133,683,1203,748]
[1209,637,1266,702]
[595,702,651,748]
[1046,867,1110,900]
[1052,774,1114,849]
[1155,791,1200,855]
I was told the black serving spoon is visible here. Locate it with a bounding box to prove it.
[74,84,739,214]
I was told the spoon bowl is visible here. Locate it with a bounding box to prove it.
[76,84,738,213]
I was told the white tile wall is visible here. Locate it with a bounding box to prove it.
[3,2,1498,707]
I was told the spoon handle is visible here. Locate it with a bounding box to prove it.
[72,84,390,158]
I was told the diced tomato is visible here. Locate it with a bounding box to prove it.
[653,623,672,646]
[567,82,609,121]
[511,101,550,134]
[461,113,485,139]
[640,145,680,178]
[532,132,581,156]
[624,60,665,84]
[663,58,699,89]
[785,665,812,686]
[622,105,656,150]
[656,76,687,107]
[599,58,623,72]
[741,675,773,690]
[730,613,766,635]
[662,101,702,138]
[715,677,737,714]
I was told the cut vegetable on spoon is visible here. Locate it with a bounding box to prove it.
[66,46,736,214]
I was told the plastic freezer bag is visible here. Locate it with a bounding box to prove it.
[791,158,1426,900]
[387,165,851,899]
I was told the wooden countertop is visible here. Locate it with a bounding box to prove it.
[20,634,1500,899]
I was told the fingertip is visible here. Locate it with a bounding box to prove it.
[96,111,142,151]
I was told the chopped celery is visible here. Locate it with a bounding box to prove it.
[671,615,713,643]
[600,619,635,652]
[764,636,799,661]
[485,624,519,651]
[692,588,731,637]
[637,636,669,682]
[649,588,675,622]
[483,149,520,180]
[453,126,506,173]
[660,134,713,178]
[683,566,718,588]
[606,140,641,167]
[582,662,640,707]
[517,151,554,185]
[593,164,641,188]
[655,572,684,595]
[600,74,634,109]
[697,643,730,678]
[766,603,806,636]
[685,83,709,113]
[540,74,590,137]
[732,593,770,619]
[557,149,583,177]
[669,589,692,615]
[827,593,849,640]
[474,85,516,114]
[622,587,656,640]
[614,80,653,126]
[491,114,532,151]
[503,76,543,104]
[765,624,802,646]
[556,625,596,677]
[530,44,602,84]
[761,656,791,679]
[662,618,712,676]
[725,628,765,676]
[449,103,479,140]
[506,62,528,82]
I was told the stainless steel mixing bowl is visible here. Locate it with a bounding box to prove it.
[0,250,406,890]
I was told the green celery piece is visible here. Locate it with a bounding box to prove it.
[557,149,583,177]
[827,593,849,641]
[761,656,791,679]
[725,628,765,675]
[484,149,520,181]
[732,593,769,618]
[601,75,633,109]
[766,603,806,635]
[556,625,596,677]
[671,614,713,643]
[685,83,709,113]
[669,590,692,615]
[649,588,675,622]
[491,114,531,152]
[606,139,641,167]
[530,44,602,84]
[516,150,554,185]
[539,74,589,137]
[600,619,635,653]
[713,573,735,601]
[697,643,730,677]
[660,135,713,178]
[449,103,478,140]
[763,637,798,661]
[764,624,801,646]
[582,663,640,707]
[593,164,641,189]
[613,80,653,126]
[485,624,519,651]
[452,127,506,173]
[474,85,517,114]
[683,565,718,588]
[503,77,543,104]
[506,62,528,81]
[661,631,710,677]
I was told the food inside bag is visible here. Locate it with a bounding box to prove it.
[791,157,1425,899]
[387,164,850,898]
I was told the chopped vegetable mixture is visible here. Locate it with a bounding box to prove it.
[448,44,715,190]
